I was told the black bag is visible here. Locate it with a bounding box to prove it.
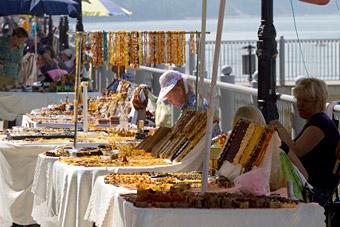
[325,182,340,227]
[325,101,340,128]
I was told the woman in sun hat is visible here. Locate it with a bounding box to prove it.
[157,70,201,111]
[157,70,220,135]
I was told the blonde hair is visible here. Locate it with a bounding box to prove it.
[293,77,328,111]
[232,105,266,127]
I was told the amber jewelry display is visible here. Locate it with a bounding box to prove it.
[103,31,108,63]
[130,31,141,68]
[138,32,143,66]
[189,32,197,54]
[142,32,148,65]
[165,31,171,64]
[91,32,103,66]
[108,32,115,66]
[123,32,130,70]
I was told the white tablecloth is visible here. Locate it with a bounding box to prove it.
[31,135,206,227]
[0,141,61,225]
[22,115,82,129]
[0,140,104,226]
[0,92,100,121]
[86,177,325,227]
[31,154,59,227]
[46,160,193,227]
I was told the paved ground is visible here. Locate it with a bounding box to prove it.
[12,224,39,227]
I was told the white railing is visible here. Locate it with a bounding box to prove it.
[203,37,340,84]
[63,32,340,86]
[59,33,340,132]
[139,65,297,132]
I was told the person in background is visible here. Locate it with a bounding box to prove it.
[58,48,74,73]
[271,77,339,206]
[18,17,31,34]
[157,70,202,111]
[232,105,309,179]
[24,31,45,55]
[37,46,58,83]
[31,16,41,38]
[130,84,150,125]
[157,70,220,136]
[106,65,133,93]
[0,27,28,90]
[232,105,266,127]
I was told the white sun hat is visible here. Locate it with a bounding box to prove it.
[157,70,183,103]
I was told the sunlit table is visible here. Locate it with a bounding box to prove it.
[0,92,100,121]
[85,176,325,227]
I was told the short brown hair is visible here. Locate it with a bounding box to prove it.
[12,27,28,38]
[293,77,328,111]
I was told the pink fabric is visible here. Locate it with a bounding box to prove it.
[233,132,281,196]
[234,167,271,196]
[47,69,68,82]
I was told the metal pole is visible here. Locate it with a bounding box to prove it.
[76,0,84,32]
[201,0,226,193]
[198,0,207,107]
[248,45,252,82]
[256,0,279,122]
[195,33,200,110]
[48,15,53,47]
[73,33,82,148]
[279,36,285,86]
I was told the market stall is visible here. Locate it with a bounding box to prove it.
[85,176,325,227]
[0,129,121,226]
[21,91,132,129]
[0,91,100,121]
[31,110,208,226]
[82,115,325,227]
[35,151,201,227]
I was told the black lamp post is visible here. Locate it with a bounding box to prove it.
[76,0,84,32]
[256,0,279,122]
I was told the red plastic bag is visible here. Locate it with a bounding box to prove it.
[299,0,330,5]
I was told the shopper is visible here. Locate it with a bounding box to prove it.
[232,105,266,127]
[58,48,74,73]
[37,46,58,82]
[271,77,339,206]
[0,27,28,90]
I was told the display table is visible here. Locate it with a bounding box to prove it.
[31,154,59,227]
[33,143,205,227]
[0,139,104,226]
[0,92,100,121]
[45,161,182,227]
[22,115,82,129]
[0,141,62,226]
[85,177,325,227]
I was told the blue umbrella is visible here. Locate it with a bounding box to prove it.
[0,0,31,16]
[29,0,80,17]
[0,0,80,17]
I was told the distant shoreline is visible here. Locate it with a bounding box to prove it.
[62,13,340,24]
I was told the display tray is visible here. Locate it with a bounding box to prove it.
[122,190,299,209]
[6,132,75,140]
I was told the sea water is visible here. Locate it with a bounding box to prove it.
[63,14,340,80]
[65,14,340,40]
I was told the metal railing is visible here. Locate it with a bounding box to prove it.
[60,33,340,132]
[64,32,340,85]
[138,65,297,133]
[92,61,340,135]
[203,37,340,84]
